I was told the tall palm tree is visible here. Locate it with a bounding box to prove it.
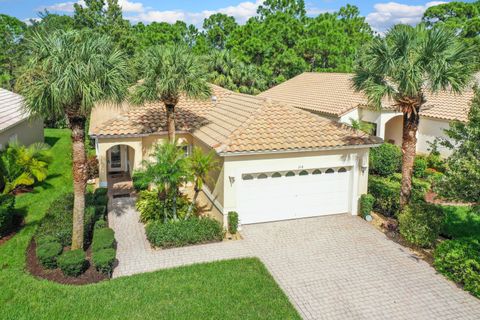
[131,44,211,142]
[186,147,219,218]
[352,24,475,208]
[17,30,130,249]
[142,142,189,222]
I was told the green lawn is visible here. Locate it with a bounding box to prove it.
[441,205,480,240]
[0,129,300,320]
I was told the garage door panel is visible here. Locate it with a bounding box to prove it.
[237,167,351,224]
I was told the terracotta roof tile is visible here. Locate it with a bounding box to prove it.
[259,72,475,121]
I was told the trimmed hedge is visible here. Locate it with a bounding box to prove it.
[36,241,63,269]
[228,211,239,234]
[92,248,116,275]
[57,249,87,277]
[146,217,223,248]
[94,218,107,230]
[92,228,115,251]
[398,203,444,248]
[434,238,480,298]
[359,194,375,218]
[369,143,402,177]
[0,194,15,237]
[132,171,149,191]
[368,175,431,217]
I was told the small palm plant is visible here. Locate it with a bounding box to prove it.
[352,24,475,207]
[186,147,219,218]
[0,142,51,194]
[17,30,130,249]
[131,44,211,142]
[142,142,189,222]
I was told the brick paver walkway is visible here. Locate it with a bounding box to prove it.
[109,197,480,320]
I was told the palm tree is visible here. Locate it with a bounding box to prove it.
[131,44,211,142]
[352,24,475,208]
[17,30,130,249]
[0,142,51,195]
[143,142,189,222]
[186,147,219,218]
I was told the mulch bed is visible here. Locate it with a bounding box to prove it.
[425,191,474,207]
[26,240,109,285]
[370,212,435,265]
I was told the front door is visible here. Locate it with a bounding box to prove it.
[108,145,124,172]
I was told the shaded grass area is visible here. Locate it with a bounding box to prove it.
[0,129,300,320]
[441,206,480,239]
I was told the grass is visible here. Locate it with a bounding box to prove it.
[441,205,480,240]
[0,129,300,320]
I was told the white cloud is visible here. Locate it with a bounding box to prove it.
[366,1,446,33]
[43,0,144,14]
[132,0,263,25]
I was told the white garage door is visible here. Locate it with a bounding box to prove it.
[237,167,351,224]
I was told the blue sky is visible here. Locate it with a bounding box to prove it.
[0,0,465,31]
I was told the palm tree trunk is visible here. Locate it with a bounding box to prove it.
[186,185,199,219]
[166,104,176,142]
[70,117,87,250]
[399,111,420,209]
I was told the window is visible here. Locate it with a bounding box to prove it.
[312,169,322,175]
[325,168,334,174]
[299,170,309,176]
[242,174,254,180]
[180,144,191,157]
[285,171,295,177]
[271,172,282,178]
[257,173,268,179]
[338,167,347,173]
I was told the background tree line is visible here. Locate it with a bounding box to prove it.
[1,0,480,95]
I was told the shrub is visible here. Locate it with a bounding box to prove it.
[369,143,402,177]
[136,190,193,223]
[398,203,444,248]
[360,194,375,218]
[92,228,115,251]
[36,241,63,269]
[94,187,108,198]
[434,238,480,298]
[84,206,97,245]
[94,218,107,230]
[35,235,58,247]
[228,211,239,234]
[0,194,15,237]
[94,194,108,207]
[426,152,446,173]
[92,248,116,275]
[368,176,400,217]
[413,156,428,178]
[57,249,87,277]
[146,217,223,248]
[132,171,149,191]
[95,205,107,218]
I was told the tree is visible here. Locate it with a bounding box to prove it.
[29,10,75,33]
[142,142,189,222]
[130,44,211,142]
[257,0,306,19]
[437,89,480,204]
[186,147,219,218]
[352,24,475,207]
[0,142,51,195]
[203,13,238,49]
[0,14,26,89]
[17,30,130,249]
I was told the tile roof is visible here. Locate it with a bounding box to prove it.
[91,84,380,154]
[259,72,475,121]
[0,88,29,133]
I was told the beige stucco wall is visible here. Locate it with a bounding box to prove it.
[0,118,44,150]
[221,148,371,225]
[417,117,452,157]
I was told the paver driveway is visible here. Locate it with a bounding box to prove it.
[110,197,480,319]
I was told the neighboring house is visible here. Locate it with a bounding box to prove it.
[0,88,44,150]
[90,85,381,225]
[259,72,475,157]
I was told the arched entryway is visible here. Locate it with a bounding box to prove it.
[384,115,403,146]
[105,144,137,196]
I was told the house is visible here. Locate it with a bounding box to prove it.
[259,72,475,157]
[90,85,381,225]
[0,88,44,150]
